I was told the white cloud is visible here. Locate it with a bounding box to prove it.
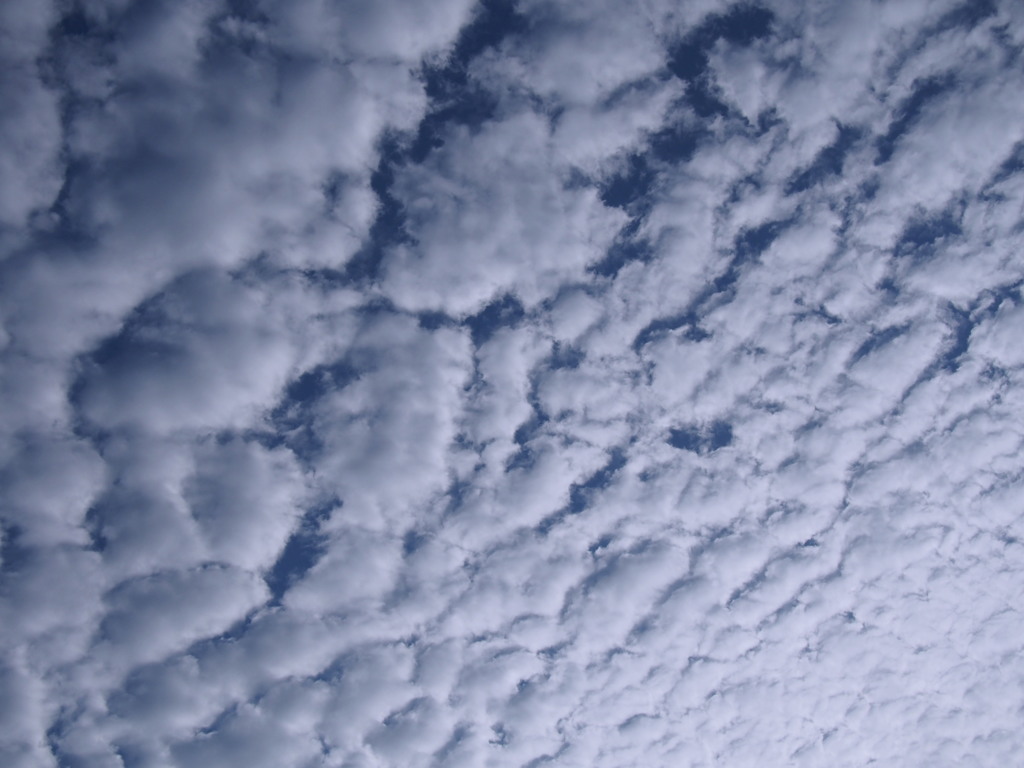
[381,111,627,315]
[3,1,1024,766]
[0,0,62,237]
[185,437,309,572]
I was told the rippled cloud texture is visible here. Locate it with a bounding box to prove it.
[3,0,1024,766]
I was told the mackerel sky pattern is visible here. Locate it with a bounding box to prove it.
[2,1,1024,766]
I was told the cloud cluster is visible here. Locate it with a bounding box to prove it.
[2,1,1024,766]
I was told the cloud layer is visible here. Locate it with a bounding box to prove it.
[2,1,1024,766]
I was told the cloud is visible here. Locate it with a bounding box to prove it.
[380,111,628,315]
[2,1,1024,767]
[0,0,62,238]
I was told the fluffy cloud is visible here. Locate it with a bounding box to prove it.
[2,1,1024,767]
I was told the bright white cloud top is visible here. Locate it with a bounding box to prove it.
[2,1,1024,766]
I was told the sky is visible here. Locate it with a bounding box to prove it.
[2,0,1024,766]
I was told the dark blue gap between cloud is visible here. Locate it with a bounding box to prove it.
[344,134,411,282]
[939,281,1023,372]
[594,107,708,261]
[548,341,584,370]
[650,120,706,164]
[709,217,790,296]
[600,154,656,209]
[507,379,550,472]
[536,448,628,535]
[588,534,614,555]
[632,218,789,350]
[589,218,653,278]
[930,0,997,35]
[632,311,709,351]
[668,5,774,82]
[464,292,525,347]
[0,524,31,575]
[785,123,862,194]
[506,415,545,470]
[894,205,962,258]
[875,74,956,164]
[941,303,973,372]
[264,498,338,602]
[850,324,909,364]
[667,421,733,454]
[411,0,528,161]
[687,80,732,119]
[666,5,774,118]
[264,359,360,462]
[284,359,360,404]
[417,310,457,331]
[732,217,787,261]
[988,140,1024,188]
[568,449,628,514]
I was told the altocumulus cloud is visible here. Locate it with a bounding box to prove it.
[2,0,1024,766]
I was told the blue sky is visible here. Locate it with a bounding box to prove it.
[2,1,1024,766]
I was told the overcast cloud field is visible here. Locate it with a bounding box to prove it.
[2,1,1024,766]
